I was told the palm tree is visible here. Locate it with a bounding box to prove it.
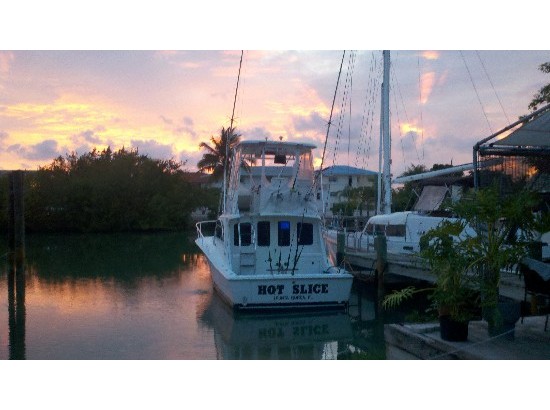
[197,126,241,181]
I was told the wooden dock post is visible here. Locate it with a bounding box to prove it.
[8,171,25,266]
[336,229,345,266]
[374,233,387,307]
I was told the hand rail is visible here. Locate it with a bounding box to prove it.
[195,220,219,239]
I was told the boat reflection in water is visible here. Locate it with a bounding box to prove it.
[199,291,354,359]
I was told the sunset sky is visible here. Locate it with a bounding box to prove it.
[2,4,549,177]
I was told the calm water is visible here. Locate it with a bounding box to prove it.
[0,232,429,360]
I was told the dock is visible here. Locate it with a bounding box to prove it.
[385,315,550,359]
[343,248,527,302]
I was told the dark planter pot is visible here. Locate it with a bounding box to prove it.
[483,299,521,340]
[439,315,469,341]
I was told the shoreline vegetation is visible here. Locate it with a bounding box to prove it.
[0,147,219,233]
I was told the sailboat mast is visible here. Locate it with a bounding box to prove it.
[382,50,392,214]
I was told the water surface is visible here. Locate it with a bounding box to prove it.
[1,232,428,359]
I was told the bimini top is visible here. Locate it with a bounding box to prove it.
[237,140,317,156]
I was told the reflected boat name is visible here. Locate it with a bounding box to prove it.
[259,324,330,340]
[257,283,329,295]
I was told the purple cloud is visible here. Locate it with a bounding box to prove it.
[7,139,60,160]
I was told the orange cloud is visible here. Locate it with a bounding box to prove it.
[422,51,439,60]
[401,123,424,135]
[420,72,435,105]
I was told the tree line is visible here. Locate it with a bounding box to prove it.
[0,147,219,233]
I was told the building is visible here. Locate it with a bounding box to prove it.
[317,165,378,217]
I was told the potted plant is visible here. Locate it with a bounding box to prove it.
[383,220,479,341]
[450,186,544,336]
[420,220,480,341]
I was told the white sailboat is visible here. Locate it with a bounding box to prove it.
[323,51,463,259]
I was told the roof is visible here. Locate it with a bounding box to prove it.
[320,165,378,177]
[237,140,316,155]
[492,109,550,148]
[477,104,550,156]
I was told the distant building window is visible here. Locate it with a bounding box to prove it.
[348,176,352,187]
[316,192,321,200]
[297,223,313,245]
[278,221,291,246]
[328,176,337,182]
[257,221,270,246]
[234,222,252,246]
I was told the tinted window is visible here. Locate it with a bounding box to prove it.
[386,224,406,237]
[297,223,313,245]
[278,221,291,246]
[257,221,270,246]
[233,223,252,246]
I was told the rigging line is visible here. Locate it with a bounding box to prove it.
[319,51,346,172]
[416,56,425,160]
[333,54,354,168]
[390,58,421,163]
[476,50,510,124]
[347,51,356,167]
[389,62,407,165]
[355,53,375,170]
[358,57,381,177]
[460,50,494,135]
[222,50,244,215]
[230,50,244,130]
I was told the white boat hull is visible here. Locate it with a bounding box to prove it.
[197,237,353,310]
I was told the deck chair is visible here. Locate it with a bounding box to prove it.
[520,258,550,331]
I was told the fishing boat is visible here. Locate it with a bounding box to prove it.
[196,139,354,310]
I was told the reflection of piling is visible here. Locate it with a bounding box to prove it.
[7,171,26,359]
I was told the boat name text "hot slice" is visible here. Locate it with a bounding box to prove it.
[257,284,329,295]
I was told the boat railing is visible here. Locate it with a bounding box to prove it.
[345,227,371,252]
[196,220,220,240]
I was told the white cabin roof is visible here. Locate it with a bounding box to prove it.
[237,140,316,155]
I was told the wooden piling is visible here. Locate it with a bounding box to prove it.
[374,234,387,308]
[12,171,25,268]
[336,229,345,266]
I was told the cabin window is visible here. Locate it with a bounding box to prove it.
[278,221,291,246]
[328,176,337,182]
[233,223,252,246]
[386,224,406,237]
[348,176,352,187]
[297,222,313,246]
[374,224,385,234]
[257,221,270,246]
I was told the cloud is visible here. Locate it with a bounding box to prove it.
[242,126,273,140]
[293,111,326,133]
[422,51,440,61]
[160,115,173,125]
[7,139,60,160]
[420,72,436,105]
[174,117,197,138]
[130,139,174,160]
[73,129,103,145]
